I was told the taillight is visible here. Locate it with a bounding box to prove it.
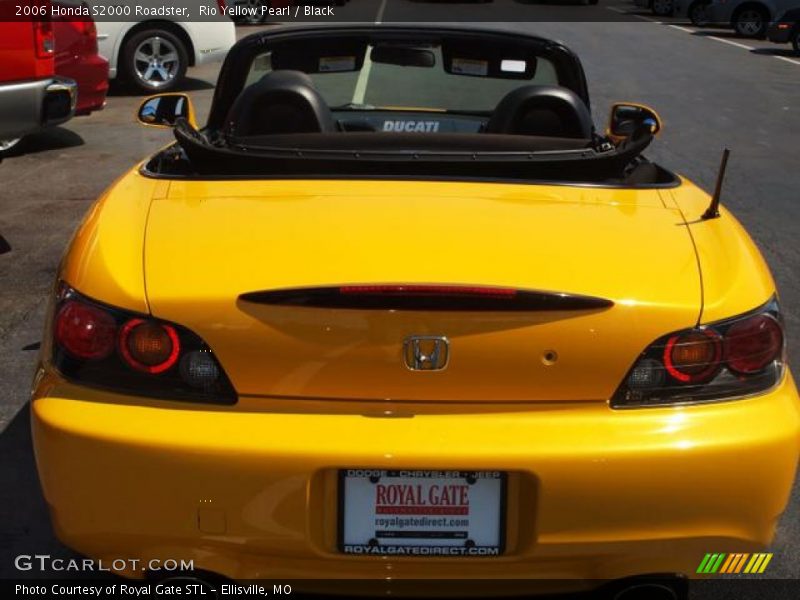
[339,285,518,297]
[612,297,785,408]
[216,0,227,11]
[77,18,96,39]
[663,330,722,383]
[241,284,612,311]
[119,319,180,374]
[50,284,236,404]
[725,314,783,375]
[33,16,55,59]
[55,301,116,360]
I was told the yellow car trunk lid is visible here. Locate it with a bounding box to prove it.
[145,180,700,402]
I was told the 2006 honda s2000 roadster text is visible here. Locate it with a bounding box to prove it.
[31,25,800,599]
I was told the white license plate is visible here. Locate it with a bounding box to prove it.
[339,469,505,557]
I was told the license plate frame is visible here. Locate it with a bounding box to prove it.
[338,469,507,557]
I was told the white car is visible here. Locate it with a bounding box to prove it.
[96,11,236,94]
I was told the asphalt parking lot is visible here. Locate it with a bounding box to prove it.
[1,0,799,595]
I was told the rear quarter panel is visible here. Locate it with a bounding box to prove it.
[669,179,776,323]
[59,167,167,314]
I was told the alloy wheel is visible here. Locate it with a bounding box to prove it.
[689,3,708,26]
[736,9,765,36]
[240,0,267,24]
[132,36,181,89]
[0,138,21,153]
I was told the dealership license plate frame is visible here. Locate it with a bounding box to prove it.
[338,469,507,557]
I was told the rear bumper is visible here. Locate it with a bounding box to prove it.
[57,53,109,115]
[31,369,800,584]
[767,23,794,44]
[0,76,77,141]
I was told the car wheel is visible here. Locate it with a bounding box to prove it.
[0,138,22,155]
[733,6,769,37]
[121,28,189,94]
[688,1,708,26]
[235,0,268,24]
[651,0,673,16]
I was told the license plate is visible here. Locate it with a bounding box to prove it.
[339,469,506,557]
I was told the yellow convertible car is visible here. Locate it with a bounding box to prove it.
[32,25,799,599]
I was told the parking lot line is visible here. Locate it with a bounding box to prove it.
[352,52,373,104]
[604,7,799,68]
[707,36,755,51]
[375,0,388,23]
[352,0,387,103]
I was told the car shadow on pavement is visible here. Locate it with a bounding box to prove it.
[750,47,800,58]
[0,402,77,579]
[0,128,84,160]
[107,77,215,98]
[690,29,745,39]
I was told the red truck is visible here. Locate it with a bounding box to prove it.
[0,0,108,154]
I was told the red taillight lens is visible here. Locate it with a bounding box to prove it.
[119,319,180,374]
[216,0,227,10]
[55,301,117,360]
[725,314,783,375]
[33,18,55,59]
[663,330,722,383]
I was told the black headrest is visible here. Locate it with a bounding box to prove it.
[486,85,594,139]
[225,70,336,137]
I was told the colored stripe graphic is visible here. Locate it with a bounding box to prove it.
[725,554,749,574]
[718,554,736,574]
[758,554,773,573]
[697,553,727,574]
[710,553,726,573]
[744,554,760,574]
[699,553,773,574]
[696,554,714,573]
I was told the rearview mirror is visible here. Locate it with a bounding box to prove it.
[137,94,196,128]
[608,103,662,142]
[370,45,436,68]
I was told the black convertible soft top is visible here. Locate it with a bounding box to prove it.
[144,25,678,187]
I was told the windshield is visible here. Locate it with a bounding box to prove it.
[245,43,561,113]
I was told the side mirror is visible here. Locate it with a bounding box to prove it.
[137,94,196,129]
[607,103,662,142]
[0,234,11,255]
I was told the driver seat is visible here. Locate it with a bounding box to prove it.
[225,70,337,137]
[486,85,594,139]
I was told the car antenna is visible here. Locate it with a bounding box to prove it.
[702,148,730,220]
